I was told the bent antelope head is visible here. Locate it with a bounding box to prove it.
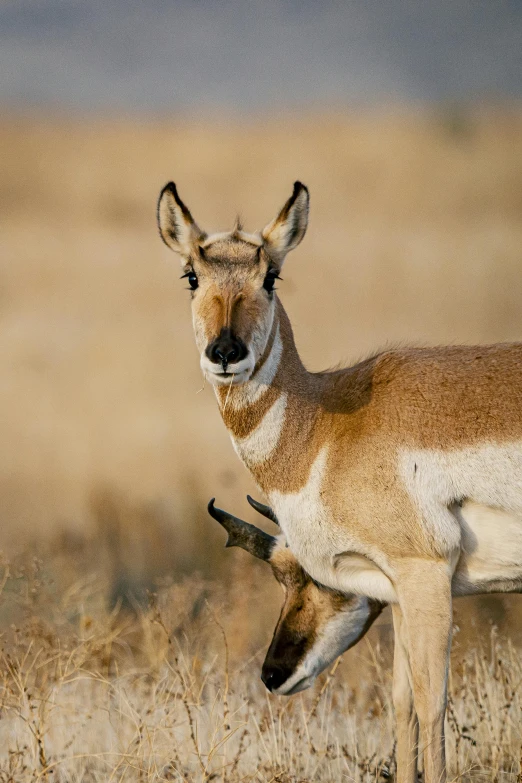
[208,497,384,695]
[157,182,309,386]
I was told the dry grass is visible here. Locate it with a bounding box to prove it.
[0,537,521,782]
[0,106,522,779]
[0,539,509,781]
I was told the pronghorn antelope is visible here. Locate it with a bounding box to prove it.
[157,181,522,783]
[208,496,522,781]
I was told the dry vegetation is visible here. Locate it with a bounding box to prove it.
[1,535,522,782]
[0,106,521,779]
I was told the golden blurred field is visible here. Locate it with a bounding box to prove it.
[1,108,522,544]
[0,107,522,779]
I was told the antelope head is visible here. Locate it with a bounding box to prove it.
[208,497,384,695]
[157,182,309,385]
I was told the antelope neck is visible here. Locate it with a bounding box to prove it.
[215,301,317,465]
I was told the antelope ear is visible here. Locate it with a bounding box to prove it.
[262,181,309,265]
[157,182,206,258]
[208,499,276,561]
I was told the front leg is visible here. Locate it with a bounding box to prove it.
[392,604,419,783]
[394,559,453,783]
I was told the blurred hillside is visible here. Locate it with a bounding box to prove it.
[0,107,521,573]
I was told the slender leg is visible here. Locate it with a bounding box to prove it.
[394,559,453,783]
[392,604,419,783]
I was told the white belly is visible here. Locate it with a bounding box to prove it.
[454,501,522,594]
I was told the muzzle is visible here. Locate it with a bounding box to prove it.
[206,328,248,372]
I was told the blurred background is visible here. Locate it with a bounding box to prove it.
[0,1,521,639]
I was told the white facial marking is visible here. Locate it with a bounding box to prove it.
[233,392,287,466]
[201,354,254,386]
[199,296,276,389]
[274,597,373,696]
[399,442,522,557]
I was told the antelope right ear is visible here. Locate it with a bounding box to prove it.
[157,182,206,258]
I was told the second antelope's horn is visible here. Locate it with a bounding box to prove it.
[247,495,279,525]
[207,499,276,561]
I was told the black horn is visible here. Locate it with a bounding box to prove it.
[208,499,276,561]
[247,495,279,525]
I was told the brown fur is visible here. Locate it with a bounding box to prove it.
[187,240,272,348]
[159,180,522,559]
[208,495,384,679]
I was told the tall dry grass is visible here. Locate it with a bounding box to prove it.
[0,533,522,782]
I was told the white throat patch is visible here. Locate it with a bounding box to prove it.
[232,392,288,467]
[228,322,287,467]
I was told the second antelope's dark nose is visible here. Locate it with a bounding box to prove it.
[206,329,248,369]
[261,665,291,692]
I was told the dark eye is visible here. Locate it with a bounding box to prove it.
[263,269,280,293]
[181,270,199,290]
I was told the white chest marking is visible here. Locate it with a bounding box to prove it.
[232,392,287,466]
[270,448,397,602]
[269,447,330,558]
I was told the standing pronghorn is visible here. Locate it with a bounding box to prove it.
[157,181,522,783]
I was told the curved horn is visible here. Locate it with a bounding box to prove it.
[246,495,279,526]
[208,499,276,561]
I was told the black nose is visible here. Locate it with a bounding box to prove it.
[206,329,248,370]
[261,665,291,692]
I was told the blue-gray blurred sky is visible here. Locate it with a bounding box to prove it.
[0,1,521,111]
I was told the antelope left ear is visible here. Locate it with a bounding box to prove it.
[157,182,206,259]
[262,181,309,265]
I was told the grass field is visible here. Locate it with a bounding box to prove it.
[0,106,522,779]
[0,546,522,782]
